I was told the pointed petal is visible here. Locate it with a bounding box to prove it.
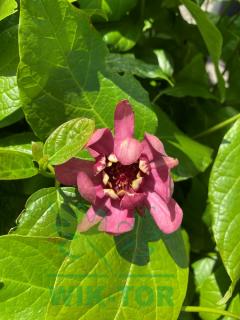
[120,192,146,209]
[99,200,135,234]
[55,158,93,185]
[146,192,183,234]
[144,167,173,201]
[142,133,166,161]
[114,100,134,142]
[114,137,143,165]
[77,168,103,204]
[86,128,114,157]
[78,206,103,232]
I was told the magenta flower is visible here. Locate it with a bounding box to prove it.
[55,100,183,235]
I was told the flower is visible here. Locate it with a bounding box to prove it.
[55,100,183,235]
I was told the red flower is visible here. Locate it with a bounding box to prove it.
[55,100,183,235]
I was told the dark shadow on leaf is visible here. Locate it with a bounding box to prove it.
[114,211,188,268]
[55,188,82,240]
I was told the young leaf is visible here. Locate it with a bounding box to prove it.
[43,118,95,165]
[0,149,38,180]
[209,119,240,302]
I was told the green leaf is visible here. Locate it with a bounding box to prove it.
[180,0,225,101]
[0,24,19,76]
[0,76,23,128]
[32,141,44,162]
[14,187,87,239]
[196,265,230,320]
[192,255,217,291]
[209,119,240,301]
[78,0,138,21]
[153,106,213,180]
[0,132,35,155]
[0,0,17,21]
[0,149,38,180]
[106,53,174,85]
[43,118,95,165]
[101,17,141,52]
[18,0,157,139]
[154,49,174,78]
[45,215,188,320]
[0,235,69,320]
[161,54,216,99]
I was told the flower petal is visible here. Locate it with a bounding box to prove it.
[143,167,173,201]
[99,200,135,234]
[146,192,183,234]
[86,128,114,157]
[55,158,93,185]
[77,205,103,232]
[114,137,143,165]
[142,133,166,161]
[93,156,106,175]
[77,168,103,204]
[120,192,146,209]
[114,100,134,142]
[150,157,179,170]
[142,133,178,169]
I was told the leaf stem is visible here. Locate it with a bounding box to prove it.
[182,306,240,319]
[193,113,240,139]
[47,164,55,176]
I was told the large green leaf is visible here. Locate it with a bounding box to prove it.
[78,0,138,21]
[0,0,17,21]
[43,118,95,165]
[180,0,225,100]
[45,215,188,320]
[209,119,240,301]
[0,76,23,128]
[18,0,157,139]
[0,149,38,180]
[14,187,87,239]
[0,235,69,320]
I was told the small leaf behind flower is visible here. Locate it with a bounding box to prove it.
[43,118,95,165]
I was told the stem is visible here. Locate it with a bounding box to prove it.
[193,113,240,139]
[151,91,162,104]
[182,306,240,319]
[47,164,55,175]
